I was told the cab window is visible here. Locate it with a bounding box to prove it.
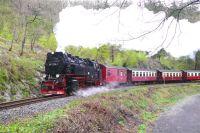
[107,70,111,76]
[120,71,123,76]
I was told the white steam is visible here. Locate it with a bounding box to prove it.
[54,0,200,57]
[75,86,113,97]
[75,83,119,97]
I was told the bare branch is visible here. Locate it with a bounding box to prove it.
[118,0,200,46]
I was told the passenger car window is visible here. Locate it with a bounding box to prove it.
[143,72,145,76]
[132,72,135,76]
[136,72,138,77]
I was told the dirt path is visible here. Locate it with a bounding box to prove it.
[153,94,200,133]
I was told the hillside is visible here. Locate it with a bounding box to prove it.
[1,83,200,132]
[0,0,59,102]
[0,36,48,102]
[0,0,199,102]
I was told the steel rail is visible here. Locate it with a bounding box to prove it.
[0,95,65,111]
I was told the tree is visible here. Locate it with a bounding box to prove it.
[152,48,171,60]
[177,56,195,70]
[96,44,110,64]
[194,50,200,69]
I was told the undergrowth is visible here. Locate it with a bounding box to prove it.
[0,83,200,133]
[0,43,46,101]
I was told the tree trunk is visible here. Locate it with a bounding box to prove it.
[195,55,197,70]
[9,27,16,51]
[20,23,28,56]
[31,37,36,51]
[111,46,114,62]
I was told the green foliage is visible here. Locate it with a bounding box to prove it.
[0,68,8,83]
[97,44,111,63]
[138,124,146,133]
[141,111,156,121]
[153,48,195,69]
[10,57,43,81]
[39,33,57,51]
[0,109,65,133]
[0,24,13,40]
[159,56,175,69]
[0,0,58,52]
[117,117,125,125]
[66,44,148,68]
[122,99,135,109]
[1,83,200,132]
[66,45,196,70]
[176,56,195,70]
[145,1,200,23]
[194,50,200,69]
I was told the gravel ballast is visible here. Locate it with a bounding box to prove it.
[0,86,117,124]
[0,96,79,124]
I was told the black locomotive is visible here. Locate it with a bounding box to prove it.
[41,52,102,95]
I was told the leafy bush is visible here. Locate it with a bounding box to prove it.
[39,33,57,51]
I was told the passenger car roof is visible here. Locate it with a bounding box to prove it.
[130,69,157,72]
[158,70,181,72]
[182,70,200,72]
[102,65,127,69]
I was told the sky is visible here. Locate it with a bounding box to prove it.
[54,0,200,57]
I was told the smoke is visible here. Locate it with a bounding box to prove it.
[75,83,119,97]
[54,0,200,57]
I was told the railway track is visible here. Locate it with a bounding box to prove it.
[0,95,65,111]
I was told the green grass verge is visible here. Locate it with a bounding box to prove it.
[1,83,200,133]
[0,100,82,133]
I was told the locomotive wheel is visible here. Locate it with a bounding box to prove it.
[67,79,79,95]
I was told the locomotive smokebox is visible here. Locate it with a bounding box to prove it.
[45,52,69,77]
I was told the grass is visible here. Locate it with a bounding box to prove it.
[0,100,83,133]
[0,36,48,100]
[1,83,200,133]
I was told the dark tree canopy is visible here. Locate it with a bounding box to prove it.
[144,0,200,23]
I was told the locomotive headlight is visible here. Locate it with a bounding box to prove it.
[56,74,59,78]
[51,52,54,54]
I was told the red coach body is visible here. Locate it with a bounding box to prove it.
[100,65,127,84]
[182,70,200,81]
[128,69,157,83]
[157,70,182,82]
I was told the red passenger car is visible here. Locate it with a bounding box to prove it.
[182,70,200,81]
[100,65,127,84]
[157,70,182,82]
[128,69,157,83]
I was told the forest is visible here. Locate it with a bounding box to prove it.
[0,0,200,133]
[66,44,200,70]
[0,0,199,101]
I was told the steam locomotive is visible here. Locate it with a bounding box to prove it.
[41,52,102,95]
[40,52,200,95]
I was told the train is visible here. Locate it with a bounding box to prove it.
[40,52,200,95]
